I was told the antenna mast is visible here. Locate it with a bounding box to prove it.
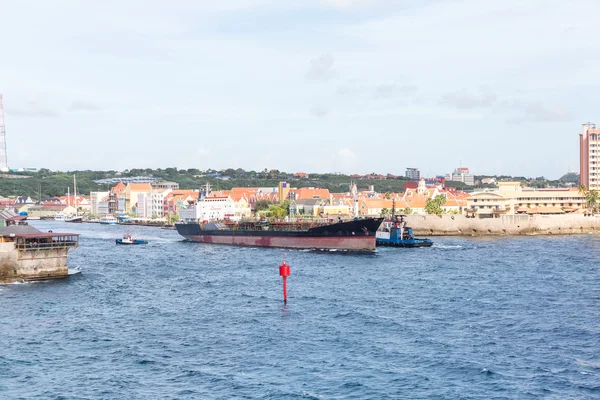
[0,94,8,171]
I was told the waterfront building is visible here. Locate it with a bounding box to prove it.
[90,191,109,215]
[289,198,352,217]
[108,182,126,215]
[289,199,324,216]
[26,204,77,219]
[151,181,179,190]
[359,199,407,216]
[405,168,420,180]
[467,182,585,217]
[445,167,475,186]
[288,187,330,201]
[151,188,172,217]
[124,183,152,214]
[401,178,466,214]
[164,191,199,217]
[136,193,150,218]
[579,122,600,190]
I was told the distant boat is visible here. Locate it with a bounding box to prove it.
[55,213,67,221]
[99,216,118,225]
[116,234,148,245]
[66,175,83,223]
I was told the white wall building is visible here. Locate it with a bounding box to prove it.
[151,189,172,217]
[90,191,109,215]
[445,167,475,186]
[136,193,151,218]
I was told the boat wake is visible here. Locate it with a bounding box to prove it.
[432,244,465,250]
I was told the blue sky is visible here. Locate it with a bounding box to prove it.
[1,0,597,178]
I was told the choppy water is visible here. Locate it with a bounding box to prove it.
[1,221,599,399]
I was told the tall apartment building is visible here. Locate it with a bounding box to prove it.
[580,122,600,190]
[405,167,420,180]
[445,167,475,186]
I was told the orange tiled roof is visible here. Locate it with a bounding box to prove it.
[111,182,126,193]
[294,188,330,200]
[363,199,395,209]
[128,183,153,191]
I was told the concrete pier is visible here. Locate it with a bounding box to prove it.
[0,225,79,284]
[406,214,600,236]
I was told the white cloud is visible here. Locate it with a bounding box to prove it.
[0,0,596,178]
[322,0,374,8]
[5,98,60,118]
[306,54,335,82]
[67,100,102,112]
[439,87,497,109]
[502,100,573,123]
[332,148,358,172]
[310,105,329,117]
[374,83,417,99]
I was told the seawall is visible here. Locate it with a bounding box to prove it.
[406,214,600,236]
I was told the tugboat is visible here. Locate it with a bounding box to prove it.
[115,234,148,245]
[376,214,433,248]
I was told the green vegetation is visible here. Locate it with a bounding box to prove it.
[0,168,413,199]
[0,168,581,199]
[579,184,599,213]
[425,195,447,215]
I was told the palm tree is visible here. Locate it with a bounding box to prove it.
[586,189,599,214]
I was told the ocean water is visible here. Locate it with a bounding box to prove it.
[1,221,599,399]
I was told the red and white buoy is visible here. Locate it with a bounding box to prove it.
[279,259,291,305]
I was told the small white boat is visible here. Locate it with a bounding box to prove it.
[55,213,67,221]
[99,216,118,225]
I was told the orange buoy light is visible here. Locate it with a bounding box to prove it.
[279,261,291,305]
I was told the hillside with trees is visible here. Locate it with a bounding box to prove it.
[0,168,412,199]
[0,168,580,199]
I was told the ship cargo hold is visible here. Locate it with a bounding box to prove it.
[175,218,384,251]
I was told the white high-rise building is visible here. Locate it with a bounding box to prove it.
[445,167,475,186]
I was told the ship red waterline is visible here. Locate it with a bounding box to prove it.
[175,218,384,251]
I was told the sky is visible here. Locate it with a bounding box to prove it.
[1,0,598,179]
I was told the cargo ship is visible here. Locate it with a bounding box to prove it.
[175,184,383,251]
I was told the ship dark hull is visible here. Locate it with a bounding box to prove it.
[175,218,383,251]
[376,239,433,248]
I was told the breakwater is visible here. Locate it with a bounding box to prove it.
[407,214,600,236]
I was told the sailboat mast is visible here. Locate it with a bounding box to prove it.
[74,174,77,212]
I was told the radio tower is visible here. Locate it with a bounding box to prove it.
[0,94,7,171]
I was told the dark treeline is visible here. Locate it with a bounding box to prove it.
[0,168,579,199]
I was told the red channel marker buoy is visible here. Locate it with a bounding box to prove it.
[279,260,291,305]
